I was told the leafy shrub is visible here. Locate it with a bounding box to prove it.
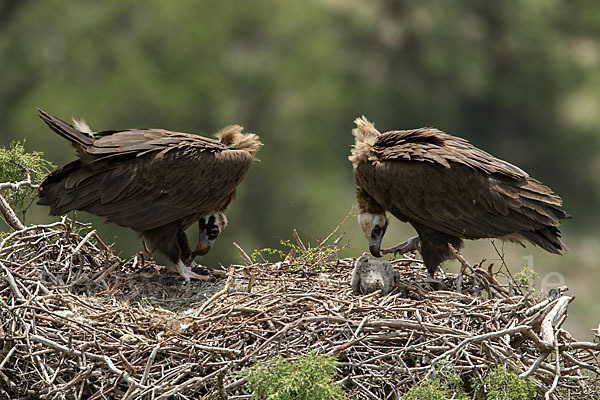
[477,366,536,400]
[403,369,469,400]
[242,352,346,400]
[0,141,54,213]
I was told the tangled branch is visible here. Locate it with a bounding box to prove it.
[0,209,597,399]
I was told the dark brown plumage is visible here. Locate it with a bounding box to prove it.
[37,109,261,280]
[349,116,570,276]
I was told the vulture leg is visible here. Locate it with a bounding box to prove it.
[142,223,209,282]
[381,236,421,257]
[418,231,463,277]
[177,230,228,280]
[175,229,210,282]
[177,229,193,263]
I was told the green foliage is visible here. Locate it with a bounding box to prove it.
[242,352,346,400]
[405,366,536,400]
[403,369,468,400]
[0,141,53,212]
[251,239,340,271]
[476,366,537,400]
[251,244,286,263]
[515,265,540,289]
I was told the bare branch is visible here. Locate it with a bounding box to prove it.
[0,193,25,230]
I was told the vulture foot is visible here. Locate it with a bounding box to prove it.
[381,236,421,257]
[188,261,227,278]
[176,260,211,282]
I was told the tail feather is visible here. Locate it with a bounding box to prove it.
[38,109,94,147]
[520,226,567,254]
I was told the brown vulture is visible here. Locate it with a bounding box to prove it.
[349,116,570,276]
[37,110,261,281]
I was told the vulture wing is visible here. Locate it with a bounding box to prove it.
[355,129,568,242]
[40,124,255,232]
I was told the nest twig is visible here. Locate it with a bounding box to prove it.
[0,216,598,399]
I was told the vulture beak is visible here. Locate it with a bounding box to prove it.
[192,212,226,257]
[358,213,387,259]
[368,237,382,258]
[194,229,212,256]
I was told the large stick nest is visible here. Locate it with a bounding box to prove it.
[0,219,599,399]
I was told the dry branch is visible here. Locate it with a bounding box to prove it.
[0,194,24,230]
[0,172,39,231]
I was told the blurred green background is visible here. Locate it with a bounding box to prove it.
[1,1,599,337]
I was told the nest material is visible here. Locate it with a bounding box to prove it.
[0,219,599,400]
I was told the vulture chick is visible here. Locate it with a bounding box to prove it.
[37,110,261,281]
[349,116,570,276]
[351,253,399,296]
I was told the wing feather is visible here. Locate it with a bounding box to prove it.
[355,158,565,240]
[80,149,253,231]
[85,129,227,157]
[41,135,253,231]
[375,129,527,180]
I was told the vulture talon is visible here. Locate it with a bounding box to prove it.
[382,236,421,258]
[176,260,211,282]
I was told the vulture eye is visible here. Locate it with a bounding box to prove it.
[372,226,381,237]
[208,226,220,239]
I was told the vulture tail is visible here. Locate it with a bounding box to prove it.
[216,125,262,156]
[520,226,567,254]
[38,109,94,147]
[36,160,81,209]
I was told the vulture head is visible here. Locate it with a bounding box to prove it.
[358,212,388,258]
[194,212,228,256]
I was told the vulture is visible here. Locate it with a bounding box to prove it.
[37,110,261,281]
[349,116,570,276]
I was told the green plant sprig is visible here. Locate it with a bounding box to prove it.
[250,239,340,272]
